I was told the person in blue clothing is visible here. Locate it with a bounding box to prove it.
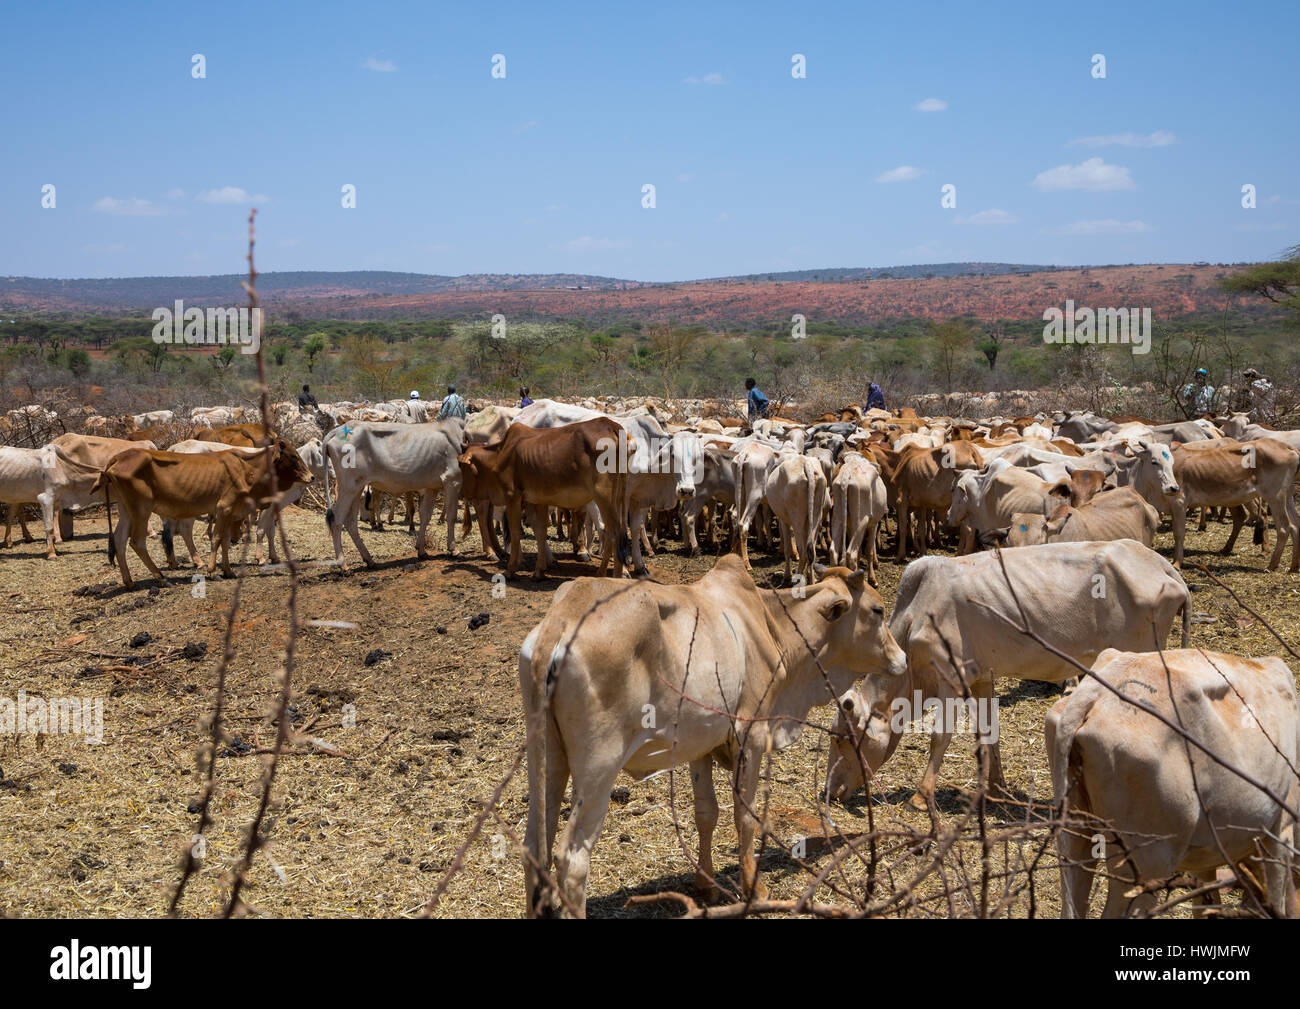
[866,378,886,412]
[519,386,533,408]
[745,377,769,422]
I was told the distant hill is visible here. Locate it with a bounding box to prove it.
[0,263,1255,326]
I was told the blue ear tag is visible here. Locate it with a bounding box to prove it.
[1019,525,1027,532]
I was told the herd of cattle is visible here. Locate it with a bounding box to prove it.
[4,395,1300,918]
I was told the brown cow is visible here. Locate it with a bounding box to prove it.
[194,423,268,448]
[458,418,633,579]
[887,441,983,559]
[93,439,311,588]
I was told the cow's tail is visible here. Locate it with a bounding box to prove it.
[323,434,337,529]
[161,519,174,557]
[95,474,116,565]
[831,480,846,565]
[522,627,563,917]
[805,458,818,569]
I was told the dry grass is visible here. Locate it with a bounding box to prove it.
[1,505,1298,918]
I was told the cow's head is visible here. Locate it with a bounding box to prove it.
[946,470,980,527]
[806,565,907,694]
[1129,437,1179,497]
[272,437,314,486]
[825,686,896,803]
[660,431,702,500]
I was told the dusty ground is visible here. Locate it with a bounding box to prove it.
[1,504,1297,918]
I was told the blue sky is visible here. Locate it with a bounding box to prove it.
[3,0,1296,281]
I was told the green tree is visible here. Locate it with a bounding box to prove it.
[304,332,327,372]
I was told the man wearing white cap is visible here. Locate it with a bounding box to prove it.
[403,388,430,422]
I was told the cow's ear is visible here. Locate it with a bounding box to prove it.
[818,590,851,623]
[979,527,1009,548]
[812,562,828,578]
[844,569,865,591]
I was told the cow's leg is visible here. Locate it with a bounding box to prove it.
[38,490,57,559]
[570,507,591,562]
[1266,489,1300,572]
[180,519,203,567]
[113,505,136,588]
[555,750,622,919]
[972,678,1008,797]
[682,499,702,556]
[17,506,33,543]
[690,757,721,902]
[529,506,552,579]
[2,504,12,547]
[437,481,458,556]
[1171,503,1187,568]
[505,500,525,578]
[733,745,768,902]
[895,501,909,560]
[340,488,375,567]
[1057,823,1098,918]
[128,507,171,587]
[911,717,952,811]
[414,490,436,559]
[629,505,650,575]
[1221,503,1246,555]
[524,723,571,917]
[865,518,880,586]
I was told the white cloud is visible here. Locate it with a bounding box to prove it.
[1067,130,1175,148]
[92,196,165,216]
[875,165,923,183]
[683,72,725,85]
[362,56,397,73]
[960,208,1019,226]
[197,186,269,205]
[164,188,185,200]
[1032,157,1134,191]
[914,97,948,112]
[1059,219,1151,235]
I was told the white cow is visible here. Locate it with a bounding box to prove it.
[1049,649,1299,918]
[825,540,1191,807]
[829,451,887,584]
[322,418,466,567]
[765,453,827,586]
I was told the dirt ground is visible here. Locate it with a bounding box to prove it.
[1,503,1298,918]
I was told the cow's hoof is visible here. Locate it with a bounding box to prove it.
[693,875,720,905]
[907,791,931,812]
[575,551,591,562]
[689,548,702,558]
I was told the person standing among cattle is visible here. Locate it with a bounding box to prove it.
[1239,367,1275,422]
[519,387,533,408]
[404,389,430,422]
[866,378,886,412]
[744,377,769,423]
[1179,367,1217,416]
[298,383,319,410]
[438,385,467,421]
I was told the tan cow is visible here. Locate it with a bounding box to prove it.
[829,451,887,583]
[765,453,827,586]
[519,556,906,916]
[1163,439,1300,571]
[1048,649,1299,918]
[825,540,1191,808]
[1004,486,1159,548]
[93,440,311,588]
